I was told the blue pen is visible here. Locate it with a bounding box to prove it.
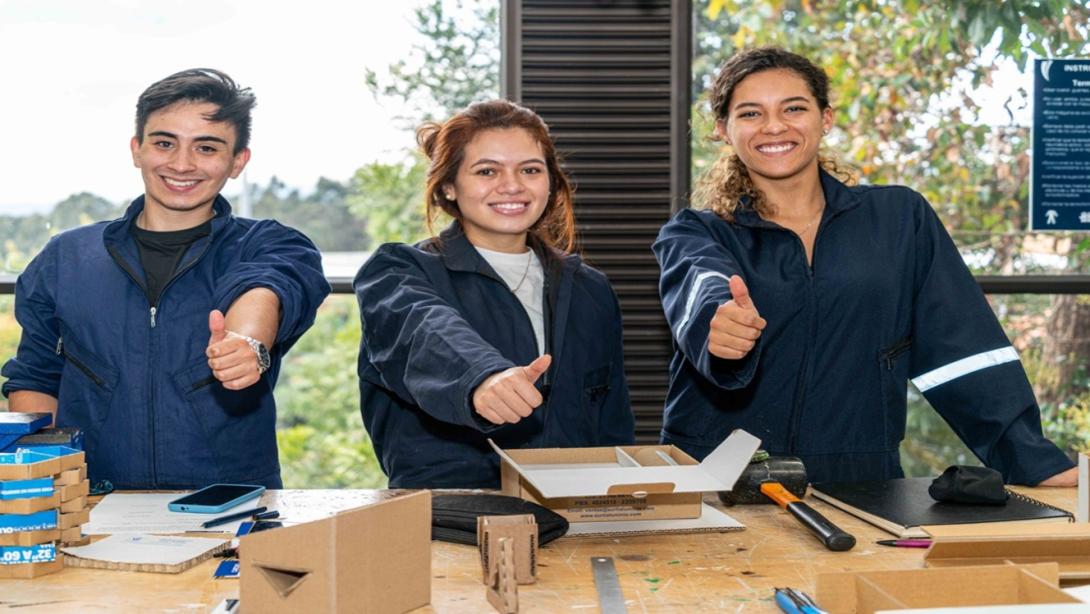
[774,588,804,614]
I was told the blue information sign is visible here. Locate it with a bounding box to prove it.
[1031,59,1090,231]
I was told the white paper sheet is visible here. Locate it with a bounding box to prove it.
[1078,452,1088,523]
[1065,582,1090,603]
[84,493,255,535]
[564,503,744,537]
[61,534,228,565]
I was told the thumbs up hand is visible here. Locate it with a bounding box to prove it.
[206,310,262,390]
[472,354,552,425]
[707,275,767,360]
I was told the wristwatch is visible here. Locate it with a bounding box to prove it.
[231,332,271,374]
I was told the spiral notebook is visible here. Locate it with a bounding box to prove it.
[811,477,1074,538]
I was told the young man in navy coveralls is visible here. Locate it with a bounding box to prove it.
[2,69,330,489]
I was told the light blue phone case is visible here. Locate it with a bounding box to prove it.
[167,484,265,514]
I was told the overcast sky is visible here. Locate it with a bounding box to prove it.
[0,1,429,214]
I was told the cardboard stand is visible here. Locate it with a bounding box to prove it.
[478,514,537,586]
[239,490,431,614]
[485,537,518,614]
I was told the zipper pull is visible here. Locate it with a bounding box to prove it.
[55,337,63,356]
[150,306,157,328]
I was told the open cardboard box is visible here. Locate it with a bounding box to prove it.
[492,429,760,523]
[239,490,431,614]
[923,523,1090,580]
[817,563,1079,614]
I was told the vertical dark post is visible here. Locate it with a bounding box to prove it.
[502,0,693,442]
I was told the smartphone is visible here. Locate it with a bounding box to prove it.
[167,483,265,514]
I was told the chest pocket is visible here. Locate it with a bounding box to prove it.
[878,336,912,444]
[55,333,120,453]
[581,364,611,439]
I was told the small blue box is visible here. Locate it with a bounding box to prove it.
[0,413,51,436]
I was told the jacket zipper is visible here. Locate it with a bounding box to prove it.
[785,219,823,454]
[107,231,215,487]
[881,337,913,370]
[55,338,106,388]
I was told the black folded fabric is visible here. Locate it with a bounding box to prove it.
[928,465,1009,505]
[431,494,569,546]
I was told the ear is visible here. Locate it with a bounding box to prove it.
[229,148,251,179]
[822,107,834,135]
[130,136,141,168]
[714,119,730,146]
[441,182,457,202]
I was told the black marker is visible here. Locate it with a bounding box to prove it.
[201,506,267,529]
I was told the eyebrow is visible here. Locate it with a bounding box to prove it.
[732,96,813,110]
[470,157,547,167]
[147,130,229,145]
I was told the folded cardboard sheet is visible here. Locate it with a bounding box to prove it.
[494,429,761,523]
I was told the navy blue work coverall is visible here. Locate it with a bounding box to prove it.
[354,222,635,488]
[653,170,1074,485]
[1,196,330,489]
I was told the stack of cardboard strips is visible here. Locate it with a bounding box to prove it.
[0,446,90,578]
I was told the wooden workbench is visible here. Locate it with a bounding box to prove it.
[0,487,1078,613]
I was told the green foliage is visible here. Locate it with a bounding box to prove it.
[1,193,123,274]
[275,296,387,488]
[365,0,500,125]
[251,176,369,252]
[347,157,430,246]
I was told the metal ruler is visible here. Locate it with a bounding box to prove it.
[591,556,628,613]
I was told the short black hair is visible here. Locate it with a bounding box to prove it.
[135,68,256,154]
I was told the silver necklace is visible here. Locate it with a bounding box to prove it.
[799,205,825,235]
[509,251,533,293]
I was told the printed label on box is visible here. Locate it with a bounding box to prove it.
[0,543,56,565]
[0,478,54,500]
[0,509,58,533]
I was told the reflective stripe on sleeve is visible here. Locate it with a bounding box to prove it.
[675,271,730,340]
[911,346,1020,392]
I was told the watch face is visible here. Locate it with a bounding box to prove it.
[256,343,271,371]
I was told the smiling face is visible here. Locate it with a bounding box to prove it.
[130,100,250,229]
[718,68,833,190]
[445,127,550,253]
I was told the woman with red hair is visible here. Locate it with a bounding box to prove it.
[354,99,635,488]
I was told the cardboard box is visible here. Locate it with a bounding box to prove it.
[59,480,89,502]
[0,477,53,500]
[0,451,60,480]
[923,523,1090,580]
[60,495,86,514]
[0,557,63,579]
[0,492,60,515]
[816,563,1079,614]
[493,429,760,523]
[0,528,59,547]
[58,507,89,530]
[54,466,86,487]
[240,490,431,614]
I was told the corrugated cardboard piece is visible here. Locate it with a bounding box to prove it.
[817,563,1079,614]
[492,429,760,523]
[923,523,1090,580]
[478,514,536,585]
[240,490,431,614]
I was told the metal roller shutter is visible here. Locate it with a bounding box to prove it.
[502,0,692,442]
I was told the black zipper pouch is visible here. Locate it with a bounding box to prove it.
[431,494,569,546]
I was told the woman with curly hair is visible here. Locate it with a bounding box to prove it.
[654,47,1075,486]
